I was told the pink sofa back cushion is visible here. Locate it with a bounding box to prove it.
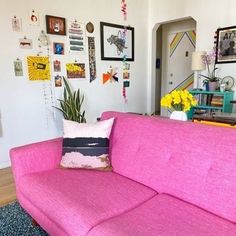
[101,111,236,223]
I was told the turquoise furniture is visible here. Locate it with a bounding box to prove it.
[188,90,234,119]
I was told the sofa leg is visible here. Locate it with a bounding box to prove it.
[32,219,39,227]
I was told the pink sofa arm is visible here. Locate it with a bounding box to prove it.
[10,138,63,186]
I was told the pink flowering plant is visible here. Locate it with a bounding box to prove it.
[201,49,219,84]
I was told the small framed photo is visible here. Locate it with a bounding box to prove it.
[54,75,63,87]
[100,22,134,61]
[45,15,66,35]
[216,26,236,64]
[53,42,64,55]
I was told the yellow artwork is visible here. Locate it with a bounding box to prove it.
[27,56,51,81]
[66,63,86,78]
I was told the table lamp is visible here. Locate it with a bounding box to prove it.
[191,51,206,89]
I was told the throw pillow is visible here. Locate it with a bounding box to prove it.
[60,118,114,171]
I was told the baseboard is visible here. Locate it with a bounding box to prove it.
[0,160,11,169]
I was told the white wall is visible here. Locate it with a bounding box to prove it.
[147,0,236,114]
[0,0,148,168]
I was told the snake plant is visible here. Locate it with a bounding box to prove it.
[55,77,86,123]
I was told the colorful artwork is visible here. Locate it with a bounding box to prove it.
[102,67,119,84]
[68,20,85,53]
[88,37,96,82]
[66,63,86,78]
[53,60,61,72]
[53,42,64,55]
[123,71,130,79]
[54,75,62,87]
[123,62,130,79]
[27,56,50,81]
[14,60,23,76]
[46,15,66,35]
[19,38,33,49]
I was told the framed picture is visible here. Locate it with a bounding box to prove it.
[216,26,236,63]
[53,42,64,55]
[100,22,134,61]
[46,15,66,35]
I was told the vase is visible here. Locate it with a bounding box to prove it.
[170,111,187,121]
[208,81,218,91]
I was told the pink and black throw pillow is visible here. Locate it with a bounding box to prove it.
[60,118,114,171]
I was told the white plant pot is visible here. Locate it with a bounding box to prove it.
[170,111,187,121]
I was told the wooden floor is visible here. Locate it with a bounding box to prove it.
[0,167,16,207]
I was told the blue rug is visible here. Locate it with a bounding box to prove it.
[0,201,48,236]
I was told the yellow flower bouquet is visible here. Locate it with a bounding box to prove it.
[161,90,197,112]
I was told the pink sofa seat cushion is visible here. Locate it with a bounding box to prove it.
[88,194,236,236]
[18,168,156,236]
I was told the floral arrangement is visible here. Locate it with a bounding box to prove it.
[161,90,197,112]
[201,49,219,83]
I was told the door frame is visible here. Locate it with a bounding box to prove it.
[162,28,196,116]
[148,16,197,115]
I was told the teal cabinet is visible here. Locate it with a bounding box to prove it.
[188,90,234,119]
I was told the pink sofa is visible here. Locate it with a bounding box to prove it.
[10,111,236,235]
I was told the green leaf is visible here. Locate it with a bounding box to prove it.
[53,77,86,123]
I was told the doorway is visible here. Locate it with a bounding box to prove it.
[154,18,196,116]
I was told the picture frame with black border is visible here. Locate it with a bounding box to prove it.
[216,25,236,64]
[100,22,134,61]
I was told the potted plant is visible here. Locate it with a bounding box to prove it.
[160,90,197,121]
[55,77,86,123]
[201,50,219,91]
